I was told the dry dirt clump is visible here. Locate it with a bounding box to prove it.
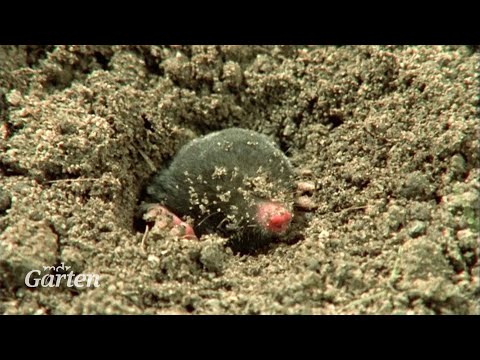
[0,45,478,314]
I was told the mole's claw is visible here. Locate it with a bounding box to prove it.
[143,204,198,240]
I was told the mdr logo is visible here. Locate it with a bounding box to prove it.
[24,263,101,288]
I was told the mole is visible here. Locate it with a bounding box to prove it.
[142,128,303,253]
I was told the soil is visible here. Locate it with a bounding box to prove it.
[0,45,478,314]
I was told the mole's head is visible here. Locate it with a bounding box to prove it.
[220,192,294,254]
[199,163,296,254]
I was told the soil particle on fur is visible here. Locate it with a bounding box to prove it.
[0,45,478,314]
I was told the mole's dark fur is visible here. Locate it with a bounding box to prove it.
[146,128,295,253]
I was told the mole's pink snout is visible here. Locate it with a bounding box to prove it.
[257,202,292,234]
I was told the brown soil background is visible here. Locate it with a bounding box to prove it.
[0,45,478,314]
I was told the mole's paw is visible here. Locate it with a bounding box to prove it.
[294,181,318,211]
[143,204,198,240]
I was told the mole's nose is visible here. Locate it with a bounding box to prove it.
[257,202,292,233]
[268,211,292,232]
